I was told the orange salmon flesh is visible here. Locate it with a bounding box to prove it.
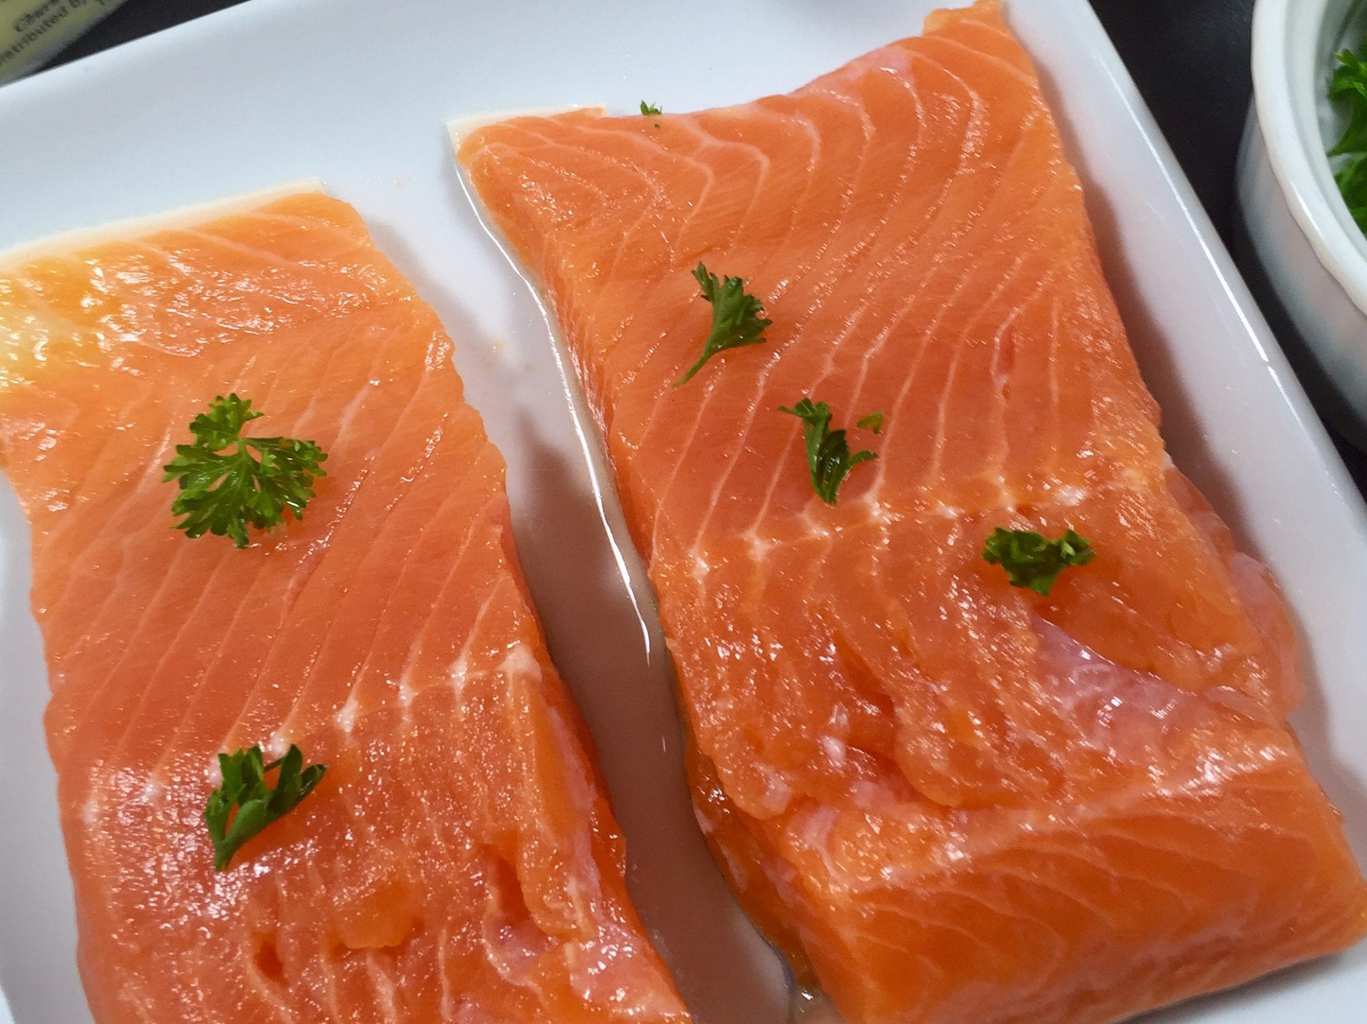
[456,2,1367,1021]
[0,189,688,1022]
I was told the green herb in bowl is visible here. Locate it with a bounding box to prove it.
[1328,40,1367,230]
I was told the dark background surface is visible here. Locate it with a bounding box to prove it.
[37,0,1367,491]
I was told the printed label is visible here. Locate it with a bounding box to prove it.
[0,0,129,83]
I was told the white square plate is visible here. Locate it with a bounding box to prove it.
[2,1,1365,1021]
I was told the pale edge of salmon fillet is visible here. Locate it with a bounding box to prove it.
[0,184,690,1022]
[0,179,325,268]
[451,0,1367,1021]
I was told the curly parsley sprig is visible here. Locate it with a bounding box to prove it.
[164,394,327,548]
[780,397,880,505]
[982,527,1094,596]
[205,744,327,871]
[676,263,772,386]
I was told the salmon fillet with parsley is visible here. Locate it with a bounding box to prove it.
[456,1,1367,1020]
[0,187,688,1023]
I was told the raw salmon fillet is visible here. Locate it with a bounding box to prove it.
[457,2,1367,1021]
[0,188,688,1022]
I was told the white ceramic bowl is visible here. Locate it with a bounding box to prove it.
[1241,0,1367,446]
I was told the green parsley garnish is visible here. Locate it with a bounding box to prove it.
[1334,154,1367,230]
[164,394,327,548]
[779,397,878,505]
[856,411,885,434]
[640,100,663,116]
[205,744,327,871]
[676,263,772,386]
[1329,43,1367,231]
[982,527,1094,596]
